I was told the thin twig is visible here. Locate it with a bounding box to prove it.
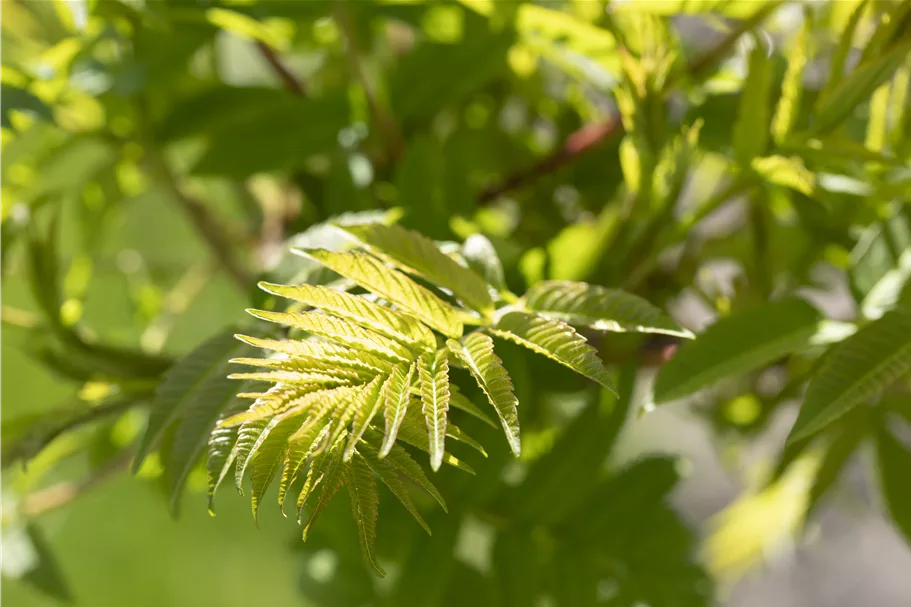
[478,115,624,203]
[146,148,254,290]
[334,1,405,162]
[1,305,40,329]
[255,40,306,96]
[477,2,783,204]
[16,451,133,519]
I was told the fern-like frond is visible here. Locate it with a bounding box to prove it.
[522,280,692,338]
[380,362,416,457]
[227,369,357,386]
[447,334,521,455]
[362,430,447,511]
[490,312,615,391]
[206,398,247,515]
[362,448,431,534]
[235,334,394,375]
[278,422,330,514]
[301,435,349,536]
[340,222,494,315]
[393,414,475,474]
[249,410,308,522]
[417,349,451,471]
[220,385,340,427]
[229,356,370,382]
[347,453,385,576]
[247,309,413,363]
[790,307,911,442]
[344,375,388,461]
[258,281,437,351]
[232,419,269,493]
[294,249,463,338]
[450,387,497,428]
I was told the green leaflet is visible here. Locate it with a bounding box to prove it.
[813,36,911,135]
[732,33,773,165]
[875,425,911,545]
[489,311,615,391]
[258,281,436,350]
[219,385,334,427]
[294,249,463,338]
[279,423,330,514]
[234,334,394,375]
[417,349,451,471]
[249,410,308,522]
[229,356,369,382]
[295,439,338,520]
[362,448,431,535]
[807,415,868,516]
[403,406,487,457]
[340,222,494,315]
[522,280,692,338]
[246,309,413,363]
[344,375,388,461]
[346,453,385,576]
[301,438,349,537]
[134,329,246,474]
[206,396,249,514]
[771,11,811,144]
[380,362,416,457]
[462,233,505,293]
[449,387,497,428]
[447,334,521,456]
[789,308,911,442]
[227,370,357,386]
[393,415,475,475]
[817,0,867,105]
[654,298,821,403]
[364,429,447,511]
[232,419,269,494]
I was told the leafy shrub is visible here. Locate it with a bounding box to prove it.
[3,0,911,605]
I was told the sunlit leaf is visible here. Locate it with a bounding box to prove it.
[258,281,436,350]
[417,349,451,471]
[523,280,692,338]
[447,333,521,455]
[789,308,911,442]
[654,298,821,403]
[340,222,494,315]
[295,249,463,337]
[490,311,614,390]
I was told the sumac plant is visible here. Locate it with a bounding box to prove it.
[131,221,690,574]
[4,0,911,605]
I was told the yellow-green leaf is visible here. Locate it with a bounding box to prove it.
[417,349,451,471]
[346,453,385,576]
[344,375,387,461]
[294,249,463,337]
[447,334,521,456]
[490,312,614,391]
[380,362,416,457]
[789,308,911,442]
[523,280,692,338]
[341,222,494,315]
[258,282,436,350]
[246,309,413,363]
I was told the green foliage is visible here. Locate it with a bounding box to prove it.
[654,298,821,403]
[790,308,911,442]
[5,0,911,604]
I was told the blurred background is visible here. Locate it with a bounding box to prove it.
[3,0,911,605]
